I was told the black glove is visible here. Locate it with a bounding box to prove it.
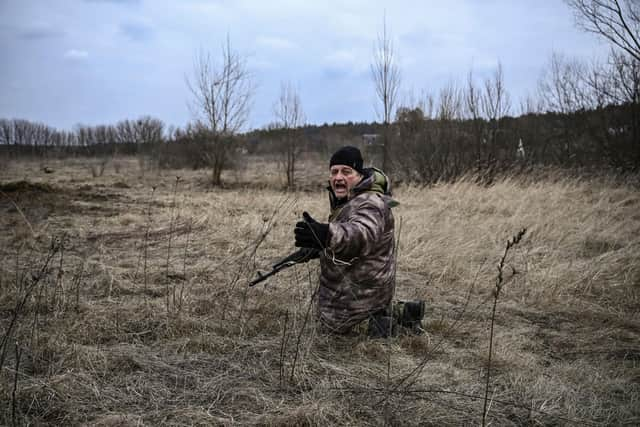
[294,211,329,250]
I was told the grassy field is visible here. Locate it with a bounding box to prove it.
[1,156,639,426]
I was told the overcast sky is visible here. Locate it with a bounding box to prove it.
[1,0,610,132]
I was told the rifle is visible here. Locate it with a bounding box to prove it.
[249,247,319,287]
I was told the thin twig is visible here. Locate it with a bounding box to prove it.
[289,278,319,384]
[12,341,22,427]
[0,238,60,372]
[53,233,67,313]
[279,310,289,388]
[225,194,293,321]
[0,190,35,238]
[167,176,180,312]
[143,186,157,306]
[384,215,403,424]
[178,216,193,314]
[73,259,86,313]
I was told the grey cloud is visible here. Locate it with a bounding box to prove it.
[119,21,154,42]
[17,26,65,40]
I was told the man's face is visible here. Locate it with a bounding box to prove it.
[330,164,362,199]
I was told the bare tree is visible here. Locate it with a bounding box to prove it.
[538,52,594,164]
[582,50,640,165]
[0,119,14,145]
[610,51,640,164]
[481,62,512,122]
[134,116,164,144]
[395,103,427,181]
[394,90,439,182]
[464,69,482,121]
[114,118,162,145]
[464,69,485,168]
[273,81,305,189]
[518,93,544,116]
[187,35,253,186]
[538,52,590,114]
[371,17,401,172]
[481,63,512,168]
[437,80,463,121]
[609,50,640,104]
[566,0,640,61]
[437,81,465,179]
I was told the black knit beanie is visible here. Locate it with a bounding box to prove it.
[329,146,364,174]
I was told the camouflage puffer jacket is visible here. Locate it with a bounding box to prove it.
[318,168,398,333]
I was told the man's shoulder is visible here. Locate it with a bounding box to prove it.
[347,191,391,214]
[350,190,385,204]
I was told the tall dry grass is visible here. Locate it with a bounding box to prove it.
[0,156,638,425]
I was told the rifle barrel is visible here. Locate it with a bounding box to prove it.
[248,248,319,287]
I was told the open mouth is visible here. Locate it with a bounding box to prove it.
[334,182,346,192]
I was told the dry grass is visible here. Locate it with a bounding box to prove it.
[1,156,639,426]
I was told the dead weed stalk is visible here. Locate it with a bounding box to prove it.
[279,309,290,388]
[73,259,86,313]
[288,270,319,384]
[384,216,404,425]
[482,227,527,426]
[177,216,193,314]
[142,186,157,305]
[52,233,68,314]
[11,341,22,427]
[166,176,181,313]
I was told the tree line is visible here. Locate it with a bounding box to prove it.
[0,116,164,156]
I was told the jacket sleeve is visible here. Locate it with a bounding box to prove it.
[328,195,387,259]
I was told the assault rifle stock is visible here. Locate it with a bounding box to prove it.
[249,247,319,287]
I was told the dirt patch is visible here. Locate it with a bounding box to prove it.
[0,180,63,226]
[113,181,131,189]
[0,180,58,193]
[1,180,125,225]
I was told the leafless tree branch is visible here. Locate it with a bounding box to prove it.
[566,0,640,61]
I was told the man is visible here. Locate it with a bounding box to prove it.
[294,146,424,337]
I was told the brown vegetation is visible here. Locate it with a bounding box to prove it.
[1,157,639,425]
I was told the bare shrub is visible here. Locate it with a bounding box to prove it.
[112,158,122,174]
[88,157,109,178]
